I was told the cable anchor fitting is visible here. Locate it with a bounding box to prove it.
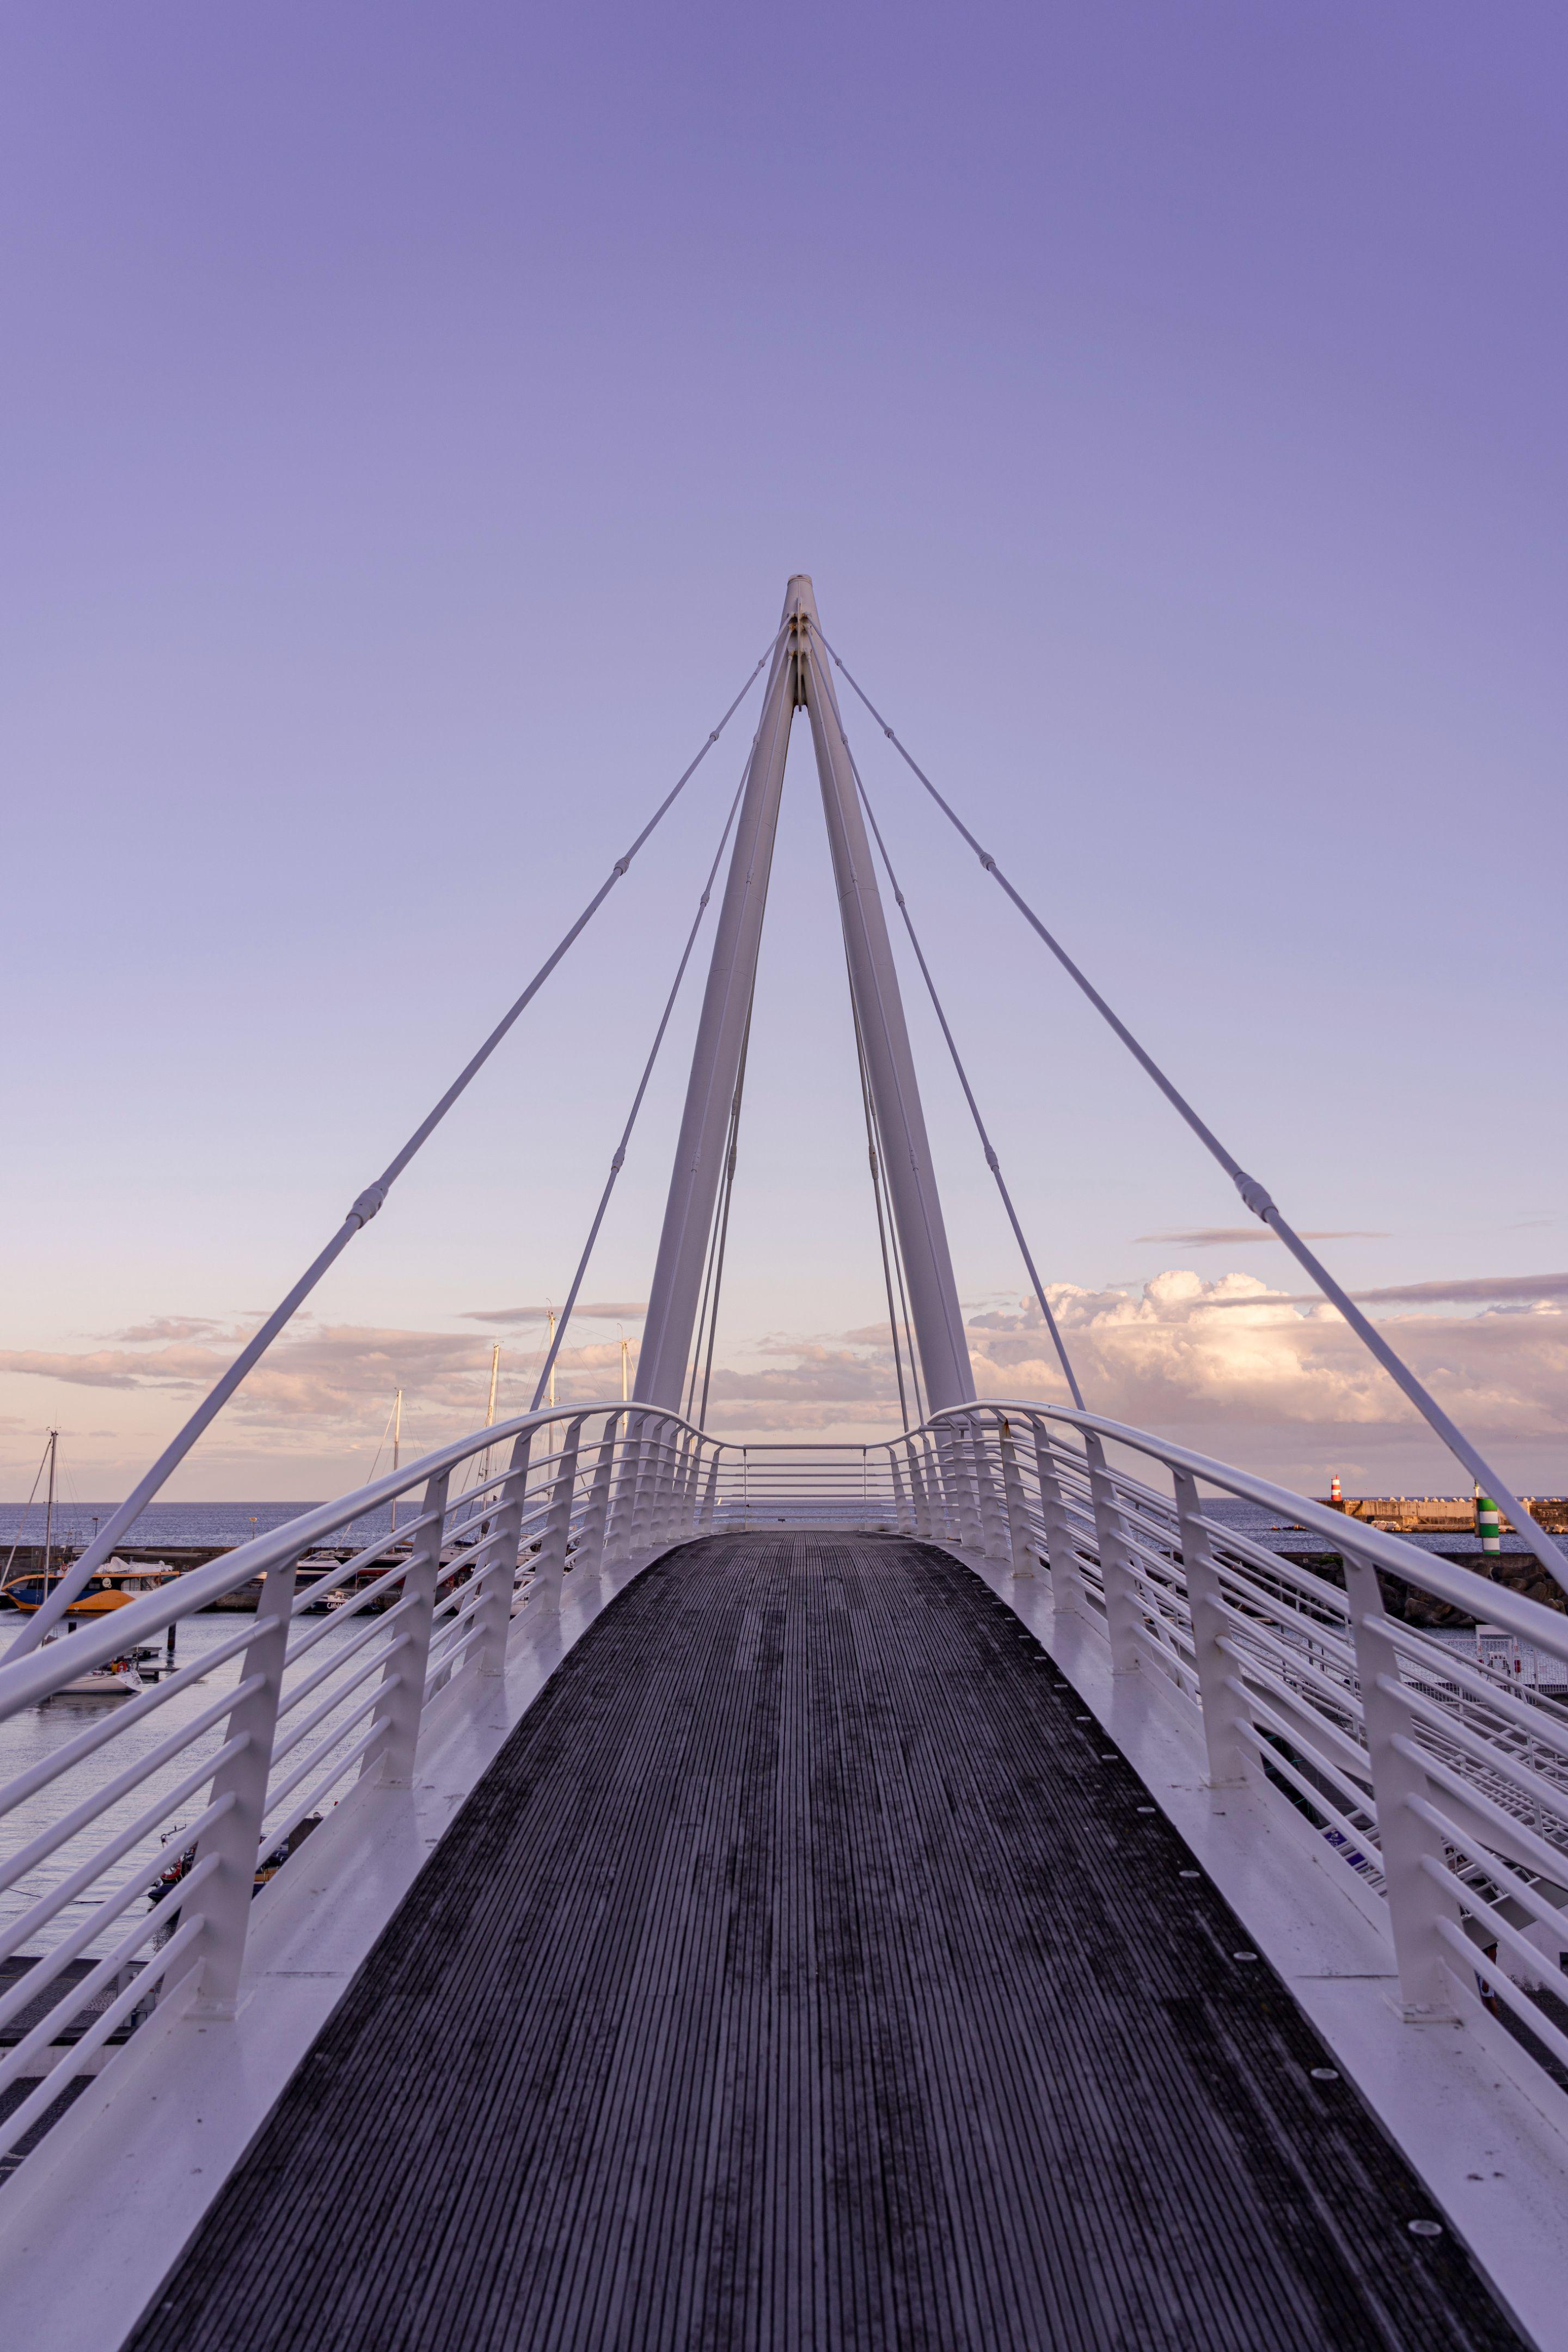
[348,1185,388,1228]
[977,850,996,872]
[612,856,630,877]
[1234,1171,1277,1222]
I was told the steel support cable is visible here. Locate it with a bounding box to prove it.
[848,970,912,1431]
[844,749,1086,1412]
[815,623,1568,1593]
[865,1055,927,1427]
[696,996,755,1431]
[682,991,751,1425]
[803,641,975,1402]
[849,961,927,1426]
[530,767,756,1411]
[9,630,786,1662]
[682,1166,725,1424]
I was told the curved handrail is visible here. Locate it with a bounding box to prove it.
[927,1399,1568,1661]
[0,1400,720,1714]
[7,1388,1568,2184]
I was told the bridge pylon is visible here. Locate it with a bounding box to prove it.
[635,574,975,1414]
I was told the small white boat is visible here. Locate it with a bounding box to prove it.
[50,1655,144,1698]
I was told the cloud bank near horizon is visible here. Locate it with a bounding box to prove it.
[4,1269,1563,1488]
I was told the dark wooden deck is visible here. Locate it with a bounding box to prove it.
[128,1535,1520,2351]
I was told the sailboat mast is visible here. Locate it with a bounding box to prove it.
[389,1388,403,1536]
[477,1344,501,1495]
[42,1429,58,1598]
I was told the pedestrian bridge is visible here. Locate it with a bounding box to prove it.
[3,582,1566,2349]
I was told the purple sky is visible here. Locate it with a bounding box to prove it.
[3,4,1566,1501]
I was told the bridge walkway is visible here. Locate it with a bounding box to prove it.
[125,1535,1519,2351]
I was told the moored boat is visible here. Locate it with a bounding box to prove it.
[46,1651,144,1698]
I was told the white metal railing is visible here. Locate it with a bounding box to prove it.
[4,1394,1568,2180]
[899,1400,1568,2109]
[0,1401,734,2169]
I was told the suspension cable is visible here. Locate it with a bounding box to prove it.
[683,1149,726,1424]
[682,994,749,1424]
[531,766,755,1411]
[682,993,749,1425]
[844,749,1085,1411]
[814,623,1567,1592]
[9,628,786,1661]
[696,997,754,1430]
[848,967,911,1431]
[866,1049,927,1427]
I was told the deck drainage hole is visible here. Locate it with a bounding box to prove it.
[1408,2220,1443,2239]
[1310,2067,1339,2081]
[1233,1951,1259,1963]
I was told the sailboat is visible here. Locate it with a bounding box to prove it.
[0,1431,171,1618]
[46,1647,145,1698]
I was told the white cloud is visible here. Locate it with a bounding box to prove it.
[5,1272,1565,1490]
[966,1272,1568,1447]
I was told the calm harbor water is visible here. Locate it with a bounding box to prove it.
[0,1613,375,1963]
[0,1499,399,1554]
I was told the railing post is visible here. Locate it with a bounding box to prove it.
[924,1429,952,1541]
[535,1417,585,1604]
[935,1423,980,1547]
[700,1447,721,1532]
[1085,1434,1142,1673]
[1172,1468,1250,1796]
[628,1414,658,1552]
[476,1430,532,1673]
[577,1413,619,1579]
[661,1426,684,1542]
[904,1439,932,1539]
[1031,1425,1085,1616]
[678,1430,702,1535]
[1342,1548,1461,2022]
[185,1549,300,2019]
[926,1432,953,1540]
[959,1421,988,1548]
[373,1469,450,1787]
[889,1448,911,1535]
[645,1422,674,1543]
[974,1417,1010,1561]
[997,1417,1032,1573]
[604,1412,641,1562]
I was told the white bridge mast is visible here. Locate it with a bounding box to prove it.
[636,575,974,1414]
